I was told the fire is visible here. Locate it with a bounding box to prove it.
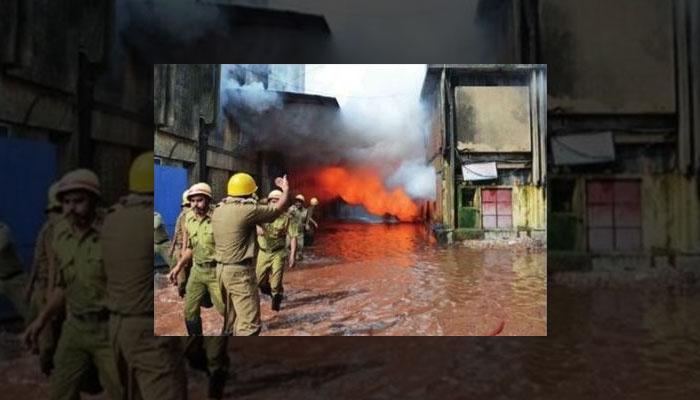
[312,166,419,222]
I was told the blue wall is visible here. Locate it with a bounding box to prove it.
[0,137,57,268]
[0,137,57,318]
[154,164,188,245]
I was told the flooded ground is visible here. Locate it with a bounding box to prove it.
[3,223,698,398]
[4,284,696,399]
[155,222,547,336]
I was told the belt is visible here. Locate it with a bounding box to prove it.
[155,239,169,245]
[260,245,284,253]
[71,309,110,322]
[195,260,217,268]
[218,259,253,268]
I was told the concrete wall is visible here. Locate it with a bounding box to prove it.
[540,0,675,113]
[642,175,700,253]
[455,86,531,152]
[512,184,546,231]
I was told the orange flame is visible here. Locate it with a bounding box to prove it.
[311,166,419,222]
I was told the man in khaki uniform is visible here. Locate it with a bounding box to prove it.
[169,190,191,297]
[168,182,229,398]
[305,197,320,246]
[256,189,298,311]
[0,221,28,320]
[22,169,122,400]
[212,173,290,336]
[169,182,225,334]
[154,211,172,270]
[102,152,187,400]
[288,194,316,260]
[25,182,64,375]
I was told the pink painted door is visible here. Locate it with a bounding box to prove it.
[586,180,642,252]
[482,188,512,229]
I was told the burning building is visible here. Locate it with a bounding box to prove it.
[216,64,432,224]
[421,65,547,242]
[153,64,341,237]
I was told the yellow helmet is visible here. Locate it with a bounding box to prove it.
[129,152,154,193]
[181,190,190,206]
[294,194,305,203]
[187,182,212,199]
[46,182,61,211]
[267,189,283,200]
[310,197,319,206]
[227,173,257,196]
[57,169,101,198]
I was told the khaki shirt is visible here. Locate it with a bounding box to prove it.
[184,208,215,265]
[102,194,154,315]
[153,212,169,244]
[257,213,299,252]
[52,210,107,315]
[290,206,308,235]
[31,214,60,288]
[173,207,191,248]
[0,222,24,279]
[211,197,280,264]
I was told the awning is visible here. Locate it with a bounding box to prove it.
[461,161,498,181]
[551,131,616,165]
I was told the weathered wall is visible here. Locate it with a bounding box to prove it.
[454,183,545,232]
[423,68,448,227]
[642,175,700,253]
[443,158,455,228]
[512,184,546,231]
[155,64,219,141]
[455,86,531,152]
[550,174,699,254]
[207,167,231,201]
[540,0,675,113]
[1,0,151,206]
[155,63,293,202]
[429,158,445,225]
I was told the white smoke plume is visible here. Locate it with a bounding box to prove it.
[221,80,283,114]
[220,64,437,201]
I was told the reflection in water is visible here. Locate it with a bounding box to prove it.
[154,222,546,336]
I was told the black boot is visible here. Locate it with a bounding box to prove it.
[79,360,104,395]
[201,292,213,308]
[259,282,272,297]
[186,317,203,336]
[208,369,228,399]
[185,339,208,373]
[271,294,283,311]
